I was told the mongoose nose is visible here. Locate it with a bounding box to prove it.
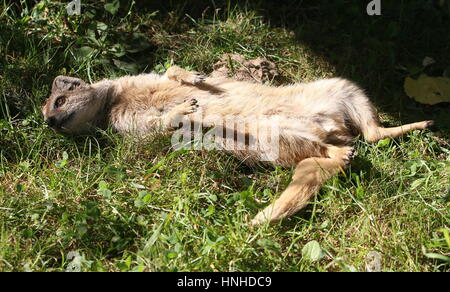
[45,117,56,127]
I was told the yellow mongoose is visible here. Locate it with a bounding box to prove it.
[42,66,433,225]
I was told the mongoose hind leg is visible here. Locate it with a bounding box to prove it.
[250,145,354,226]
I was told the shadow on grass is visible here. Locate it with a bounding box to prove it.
[256,0,450,133]
[0,19,67,121]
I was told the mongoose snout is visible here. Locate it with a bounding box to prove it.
[44,116,56,127]
[44,112,75,132]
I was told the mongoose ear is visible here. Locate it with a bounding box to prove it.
[51,75,87,92]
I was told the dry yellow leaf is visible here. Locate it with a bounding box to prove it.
[404,74,450,105]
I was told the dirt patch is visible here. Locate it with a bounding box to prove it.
[211,54,279,83]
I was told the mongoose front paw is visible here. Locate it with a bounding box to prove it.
[181,98,200,114]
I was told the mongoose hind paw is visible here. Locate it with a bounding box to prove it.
[190,72,206,85]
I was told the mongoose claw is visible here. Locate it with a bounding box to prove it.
[192,72,206,84]
[343,147,355,166]
[182,98,199,114]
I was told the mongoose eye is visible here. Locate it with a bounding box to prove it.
[54,96,66,108]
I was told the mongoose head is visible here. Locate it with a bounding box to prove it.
[42,76,107,134]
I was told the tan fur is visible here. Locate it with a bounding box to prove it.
[42,66,433,225]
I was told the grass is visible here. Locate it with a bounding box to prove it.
[0,0,449,271]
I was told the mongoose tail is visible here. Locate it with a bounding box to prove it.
[362,120,434,143]
[342,92,434,143]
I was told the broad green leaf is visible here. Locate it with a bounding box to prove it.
[167,251,178,259]
[124,33,151,53]
[113,59,140,74]
[377,138,391,148]
[410,178,425,190]
[97,181,112,199]
[104,0,120,16]
[302,240,324,262]
[205,205,215,217]
[96,21,108,32]
[257,238,281,252]
[76,46,95,58]
[111,43,126,57]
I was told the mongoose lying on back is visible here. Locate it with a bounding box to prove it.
[42,65,433,225]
